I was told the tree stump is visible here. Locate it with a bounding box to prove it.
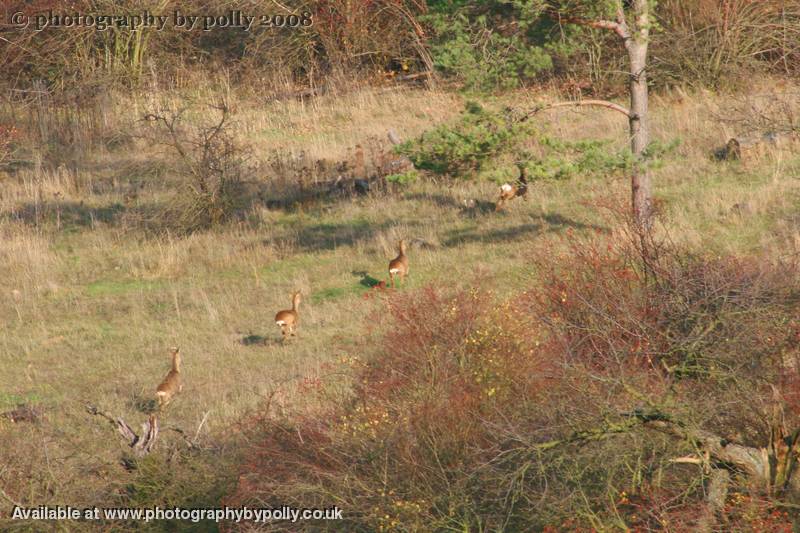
[86,404,159,457]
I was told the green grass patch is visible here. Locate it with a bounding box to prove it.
[85,279,166,297]
[311,284,365,304]
[0,391,42,409]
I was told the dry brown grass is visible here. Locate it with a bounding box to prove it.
[1,78,799,529]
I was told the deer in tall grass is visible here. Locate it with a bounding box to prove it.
[155,347,182,410]
[275,291,301,341]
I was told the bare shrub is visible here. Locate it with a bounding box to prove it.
[713,90,800,139]
[256,135,410,209]
[654,0,800,87]
[143,102,251,232]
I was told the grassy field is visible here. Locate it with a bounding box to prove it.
[1,81,799,529]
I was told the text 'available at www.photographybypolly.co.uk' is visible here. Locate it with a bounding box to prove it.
[10,505,343,523]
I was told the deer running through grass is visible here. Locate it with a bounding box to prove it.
[495,163,529,211]
[275,291,302,341]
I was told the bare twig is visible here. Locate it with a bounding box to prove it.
[156,411,212,451]
[518,100,632,122]
[194,410,211,443]
[546,1,631,41]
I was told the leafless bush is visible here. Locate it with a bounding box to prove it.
[143,102,251,232]
[714,90,800,136]
[255,134,407,210]
[654,0,800,87]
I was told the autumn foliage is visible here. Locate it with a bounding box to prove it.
[226,217,800,530]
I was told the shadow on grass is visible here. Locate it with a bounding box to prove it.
[1,200,168,231]
[442,214,607,247]
[402,192,497,214]
[541,213,608,231]
[130,393,159,415]
[239,334,269,346]
[352,270,384,288]
[240,334,287,347]
[4,201,126,227]
[241,334,267,346]
[270,219,419,253]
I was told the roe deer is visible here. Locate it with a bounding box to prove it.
[388,240,409,288]
[155,347,182,410]
[275,291,301,340]
[496,164,529,211]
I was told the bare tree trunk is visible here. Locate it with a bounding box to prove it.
[626,0,652,228]
[549,0,654,227]
[628,42,651,226]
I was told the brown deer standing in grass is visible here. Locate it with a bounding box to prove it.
[388,240,409,288]
[495,164,529,211]
[275,291,301,341]
[155,347,182,410]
